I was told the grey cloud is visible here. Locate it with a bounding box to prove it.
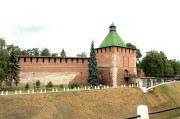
[11,24,49,38]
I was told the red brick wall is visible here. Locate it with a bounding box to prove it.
[18,56,88,84]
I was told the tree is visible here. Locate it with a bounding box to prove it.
[126,43,142,59]
[141,50,173,75]
[160,51,173,75]
[6,45,22,55]
[169,60,180,75]
[0,38,6,49]
[60,49,66,57]
[0,39,10,89]
[52,53,58,56]
[76,52,87,58]
[0,68,5,90]
[31,48,40,56]
[88,41,99,86]
[6,51,20,87]
[41,48,51,56]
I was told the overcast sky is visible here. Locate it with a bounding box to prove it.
[0,0,179,60]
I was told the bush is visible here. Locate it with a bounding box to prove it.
[35,80,41,88]
[25,83,29,90]
[59,84,64,88]
[68,83,80,89]
[46,81,53,88]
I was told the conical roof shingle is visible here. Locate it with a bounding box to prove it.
[99,23,127,48]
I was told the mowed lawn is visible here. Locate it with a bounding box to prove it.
[0,82,180,119]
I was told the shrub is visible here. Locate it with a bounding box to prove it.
[59,84,64,88]
[35,80,41,88]
[46,81,53,88]
[25,83,29,90]
[68,83,80,89]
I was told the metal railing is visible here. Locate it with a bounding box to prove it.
[123,106,180,119]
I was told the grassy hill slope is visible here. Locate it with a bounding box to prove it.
[0,82,179,119]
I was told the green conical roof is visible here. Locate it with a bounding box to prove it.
[99,23,127,48]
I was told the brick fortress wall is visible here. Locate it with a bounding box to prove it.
[18,56,88,85]
[18,46,136,86]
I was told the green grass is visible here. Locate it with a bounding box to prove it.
[160,85,169,92]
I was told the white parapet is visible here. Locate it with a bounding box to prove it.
[1,91,3,95]
[137,105,149,119]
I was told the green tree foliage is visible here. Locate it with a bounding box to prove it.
[141,50,174,75]
[52,53,59,56]
[6,45,22,55]
[0,39,10,89]
[169,60,180,75]
[46,81,53,88]
[76,52,87,58]
[60,49,66,57]
[88,41,99,86]
[0,49,10,75]
[126,43,142,59]
[0,38,6,49]
[41,48,51,56]
[31,48,40,56]
[6,51,20,87]
[0,68,5,90]
[35,80,41,88]
[68,83,80,89]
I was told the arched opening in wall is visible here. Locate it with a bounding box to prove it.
[124,69,129,86]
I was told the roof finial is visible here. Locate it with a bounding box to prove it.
[109,22,116,31]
